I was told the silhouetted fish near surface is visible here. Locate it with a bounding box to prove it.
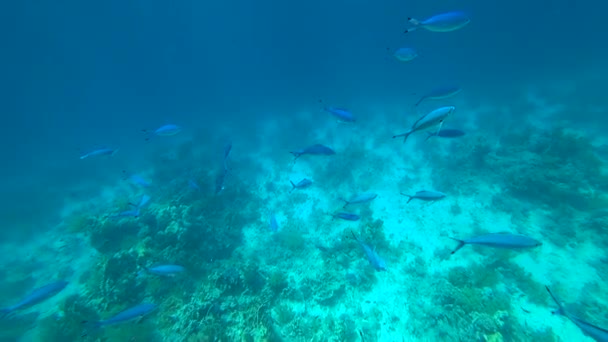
[545,286,608,342]
[393,106,455,142]
[269,212,279,232]
[392,47,418,62]
[351,231,386,271]
[142,124,182,140]
[332,212,360,221]
[290,178,313,192]
[319,100,356,123]
[340,193,378,208]
[425,128,466,141]
[401,190,446,203]
[449,233,542,255]
[143,265,185,277]
[290,144,335,162]
[415,86,462,107]
[83,303,157,332]
[404,11,471,33]
[80,148,119,160]
[0,280,68,315]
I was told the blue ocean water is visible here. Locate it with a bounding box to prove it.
[1,0,607,341]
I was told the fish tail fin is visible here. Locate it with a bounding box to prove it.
[290,152,301,163]
[414,97,424,107]
[404,18,419,33]
[448,237,466,254]
[339,198,349,208]
[393,131,413,143]
[545,286,566,315]
[425,132,434,141]
[289,181,296,193]
[400,193,414,203]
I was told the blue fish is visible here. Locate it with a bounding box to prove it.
[0,280,68,315]
[80,148,119,160]
[450,232,542,254]
[290,178,313,193]
[84,303,157,329]
[340,192,378,208]
[393,47,418,62]
[425,128,466,141]
[188,179,200,191]
[415,86,462,107]
[332,212,360,221]
[351,231,386,271]
[290,144,336,162]
[143,124,182,140]
[405,11,471,33]
[224,141,233,160]
[269,213,279,232]
[401,190,446,203]
[129,174,151,188]
[144,265,185,277]
[546,286,608,342]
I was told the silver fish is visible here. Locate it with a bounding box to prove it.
[405,11,471,33]
[393,106,455,142]
[351,231,386,271]
[0,281,68,315]
[450,232,542,254]
[80,148,119,160]
[85,303,157,329]
[393,47,418,62]
[341,193,378,208]
[401,190,446,203]
[415,86,462,107]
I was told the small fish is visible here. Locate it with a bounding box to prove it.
[319,100,356,122]
[83,303,157,329]
[546,286,608,341]
[415,86,462,107]
[188,179,200,191]
[332,212,360,221]
[109,209,140,219]
[80,148,119,160]
[144,265,185,277]
[290,144,336,161]
[129,174,151,188]
[290,178,313,192]
[425,128,466,141]
[136,194,151,209]
[401,190,446,203]
[215,168,228,195]
[143,124,182,140]
[0,281,68,315]
[340,193,378,208]
[351,231,386,271]
[405,11,471,33]
[450,233,542,254]
[269,213,279,232]
[393,106,455,142]
[392,47,418,62]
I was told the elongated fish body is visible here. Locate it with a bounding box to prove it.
[109,209,140,219]
[546,286,608,342]
[401,190,446,203]
[146,265,185,277]
[290,178,313,192]
[324,107,355,122]
[450,233,542,254]
[415,86,462,107]
[290,144,336,161]
[405,11,471,33]
[269,213,279,232]
[137,194,151,209]
[426,128,466,141]
[80,148,119,160]
[333,212,360,221]
[93,303,157,327]
[393,106,455,142]
[393,47,418,62]
[153,124,181,136]
[130,174,151,188]
[0,280,68,314]
[351,231,386,271]
[341,193,378,208]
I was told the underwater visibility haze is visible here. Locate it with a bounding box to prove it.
[1,0,608,341]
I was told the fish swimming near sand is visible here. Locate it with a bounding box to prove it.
[449,232,542,254]
[415,86,462,107]
[404,11,471,33]
[351,231,386,271]
[332,212,360,221]
[425,128,466,141]
[340,193,378,208]
[0,280,68,315]
[290,144,335,162]
[320,100,356,122]
[80,148,119,160]
[290,178,313,192]
[82,303,157,334]
[143,124,182,140]
[545,286,608,342]
[393,106,455,142]
[401,190,446,203]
